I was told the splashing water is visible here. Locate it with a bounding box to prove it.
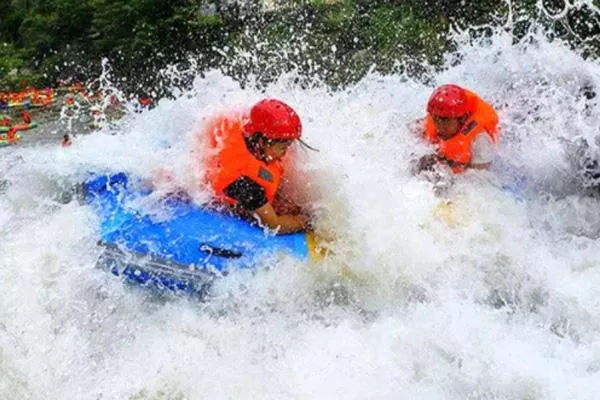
[3,10,600,400]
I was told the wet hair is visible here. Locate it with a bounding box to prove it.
[244,132,267,151]
[243,132,292,161]
[432,114,470,124]
[244,132,290,151]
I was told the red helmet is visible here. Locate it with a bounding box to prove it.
[427,84,468,118]
[243,99,302,140]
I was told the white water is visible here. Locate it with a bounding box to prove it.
[2,29,600,400]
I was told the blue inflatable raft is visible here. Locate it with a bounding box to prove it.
[84,173,322,294]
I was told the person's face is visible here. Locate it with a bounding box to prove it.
[264,140,293,162]
[432,115,462,140]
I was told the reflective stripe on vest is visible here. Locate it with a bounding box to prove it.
[203,114,283,205]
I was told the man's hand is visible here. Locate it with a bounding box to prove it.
[253,203,309,234]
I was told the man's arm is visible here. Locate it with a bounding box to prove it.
[253,202,308,234]
[469,133,494,170]
[273,188,303,215]
[224,176,308,234]
[419,133,493,172]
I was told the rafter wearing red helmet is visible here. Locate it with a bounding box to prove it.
[414,84,499,174]
[203,99,311,234]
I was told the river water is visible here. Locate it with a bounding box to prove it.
[1,22,600,400]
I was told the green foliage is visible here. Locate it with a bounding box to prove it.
[19,12,58,57]
[0,43,44,89]
[0,43,24,74]
[55,0,94,42]
[0,0,598,92]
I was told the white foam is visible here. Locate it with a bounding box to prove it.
[2,25,600,399]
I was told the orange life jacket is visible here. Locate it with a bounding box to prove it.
[22,111,31,124]
[424,89,499,173]
[203,114,283,206]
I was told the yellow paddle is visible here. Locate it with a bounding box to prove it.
[433,200,457,227]
[305,231,332,263]
[433,200,469,228]
[305,231,363,281]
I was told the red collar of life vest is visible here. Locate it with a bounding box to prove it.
[203,113,284,206]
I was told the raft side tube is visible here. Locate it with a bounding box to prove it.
[96,242,218,295]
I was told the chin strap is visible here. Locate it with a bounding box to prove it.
[298,138,320,152]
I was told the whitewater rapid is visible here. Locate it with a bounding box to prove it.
[2,30,600,399]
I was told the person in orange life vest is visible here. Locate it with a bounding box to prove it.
[414,84,499,174]
[139,96,152,108]
[21,111,32,124]
[7,127,17,141]
[204,99,312,234]
[62,134,72,147]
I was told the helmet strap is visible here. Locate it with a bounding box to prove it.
[298,138,320,152]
